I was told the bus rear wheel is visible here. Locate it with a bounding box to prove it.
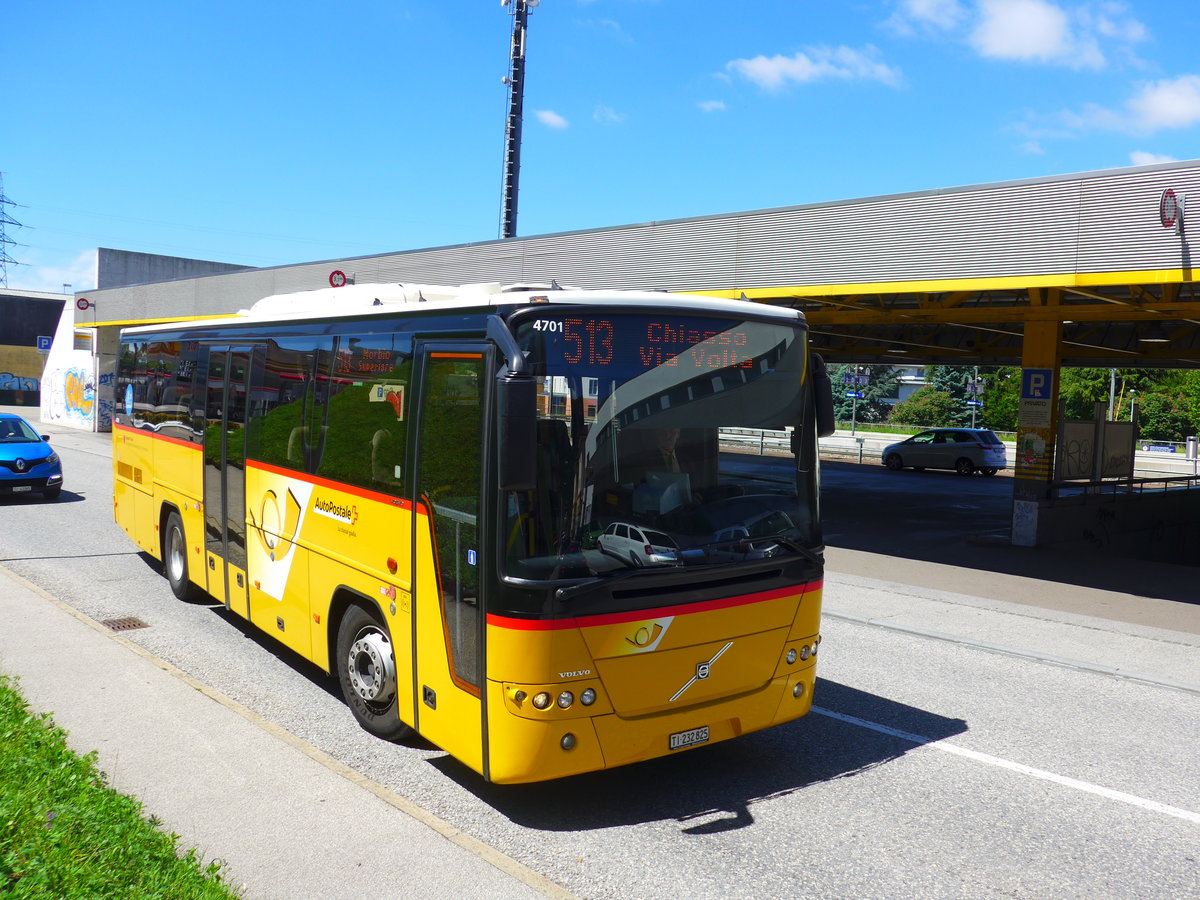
[163,511,200,601]
[336,604,414,742]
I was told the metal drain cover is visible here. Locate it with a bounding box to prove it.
[101,616,150,632]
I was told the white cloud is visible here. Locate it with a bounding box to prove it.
[1019,140,1045,155]
[726,45,902,90]
[1086,3,1147,42]
[7,249,96,294]
[534,109,569,129]
[970,0,1104,69]
[697,100,726,113]
[593,105,625,124]
[891,1,1149,69]
[1061,76,1200,135]
[1130,151,1176,166]
[577,18,633,45]
[887,0,966,34]
[1126,76,1200,131]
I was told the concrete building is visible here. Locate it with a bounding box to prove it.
[0,289,68,406]
[38,250,251,429]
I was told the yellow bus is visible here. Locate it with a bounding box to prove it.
[112,282,834,783]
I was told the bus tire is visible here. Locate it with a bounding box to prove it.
[336,604,414,742]
[163,511,199,602]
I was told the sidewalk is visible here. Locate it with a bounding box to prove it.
[823,551,1200,694]
[0,564,564,900]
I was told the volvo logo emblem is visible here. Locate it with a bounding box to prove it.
[14,458,26,472]
[669,641,733,703]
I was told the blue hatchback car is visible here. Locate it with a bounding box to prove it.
[0,413,64,500]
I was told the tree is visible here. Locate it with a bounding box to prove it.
[925,365,1011,430]
[889,386,959,427]
[980,367,1019,432]
[926,366,973,425]
[827,364,902,425]
[1136,388,1196,441]
[1058,368,1113,420]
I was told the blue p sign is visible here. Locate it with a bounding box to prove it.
[1022,369,1053,400]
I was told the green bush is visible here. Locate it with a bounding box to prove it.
[888,387,960,427]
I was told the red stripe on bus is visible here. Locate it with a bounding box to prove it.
[430,352,483,359]
[247,459,415,510]
[113,422,201,450]
[487,581,821,631]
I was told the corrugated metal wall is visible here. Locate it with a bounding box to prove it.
[80,160,1200,325]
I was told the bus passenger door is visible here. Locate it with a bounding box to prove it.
[412,344,489,776]
[203,346,251,619]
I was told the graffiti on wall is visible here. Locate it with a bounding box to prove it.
[0,372,39,392]
[97,372,115,430]
[45,367,96,427]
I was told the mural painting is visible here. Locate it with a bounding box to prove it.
[45,365,96,427]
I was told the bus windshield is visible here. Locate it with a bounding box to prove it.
[506,309,819,581]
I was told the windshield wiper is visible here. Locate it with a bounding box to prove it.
[556,564,669,601]
[761,533,822,565]
[691,532,821,565]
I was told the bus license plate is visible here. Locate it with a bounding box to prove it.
[669,726,709,751]
[13,486,31,492]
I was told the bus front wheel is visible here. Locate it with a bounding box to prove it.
[336,604,414,742]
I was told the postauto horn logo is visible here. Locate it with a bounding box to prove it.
[313,496,358,526]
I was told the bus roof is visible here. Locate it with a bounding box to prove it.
[120,282,806,336]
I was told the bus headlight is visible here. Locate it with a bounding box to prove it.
[786,648,797,665]
[580,688,596,706]
[557,691,574,709]
[532,692,552,710]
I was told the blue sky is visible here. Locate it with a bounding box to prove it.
[4,0,1199,293]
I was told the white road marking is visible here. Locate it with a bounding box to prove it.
[813,706,1200,825]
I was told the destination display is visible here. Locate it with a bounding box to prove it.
[524,314,762,374]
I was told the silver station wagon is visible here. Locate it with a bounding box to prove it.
[882,428,1007,477]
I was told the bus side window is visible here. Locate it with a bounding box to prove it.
[245,336,330,472]
[117,340,151,429]
[316,333,412,496]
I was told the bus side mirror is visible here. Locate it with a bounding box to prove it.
[497,374,537,491]
[812,354,836,438]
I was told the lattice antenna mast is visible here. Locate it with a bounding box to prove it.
[499,0,538,240]
[0,172,22,288]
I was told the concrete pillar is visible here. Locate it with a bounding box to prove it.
[1011,309,1063,546]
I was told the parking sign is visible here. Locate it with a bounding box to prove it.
[1021,369,1053,400]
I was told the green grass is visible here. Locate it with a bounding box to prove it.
[0,675,240,899]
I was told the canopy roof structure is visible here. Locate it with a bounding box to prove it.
[79,158,1199,372]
